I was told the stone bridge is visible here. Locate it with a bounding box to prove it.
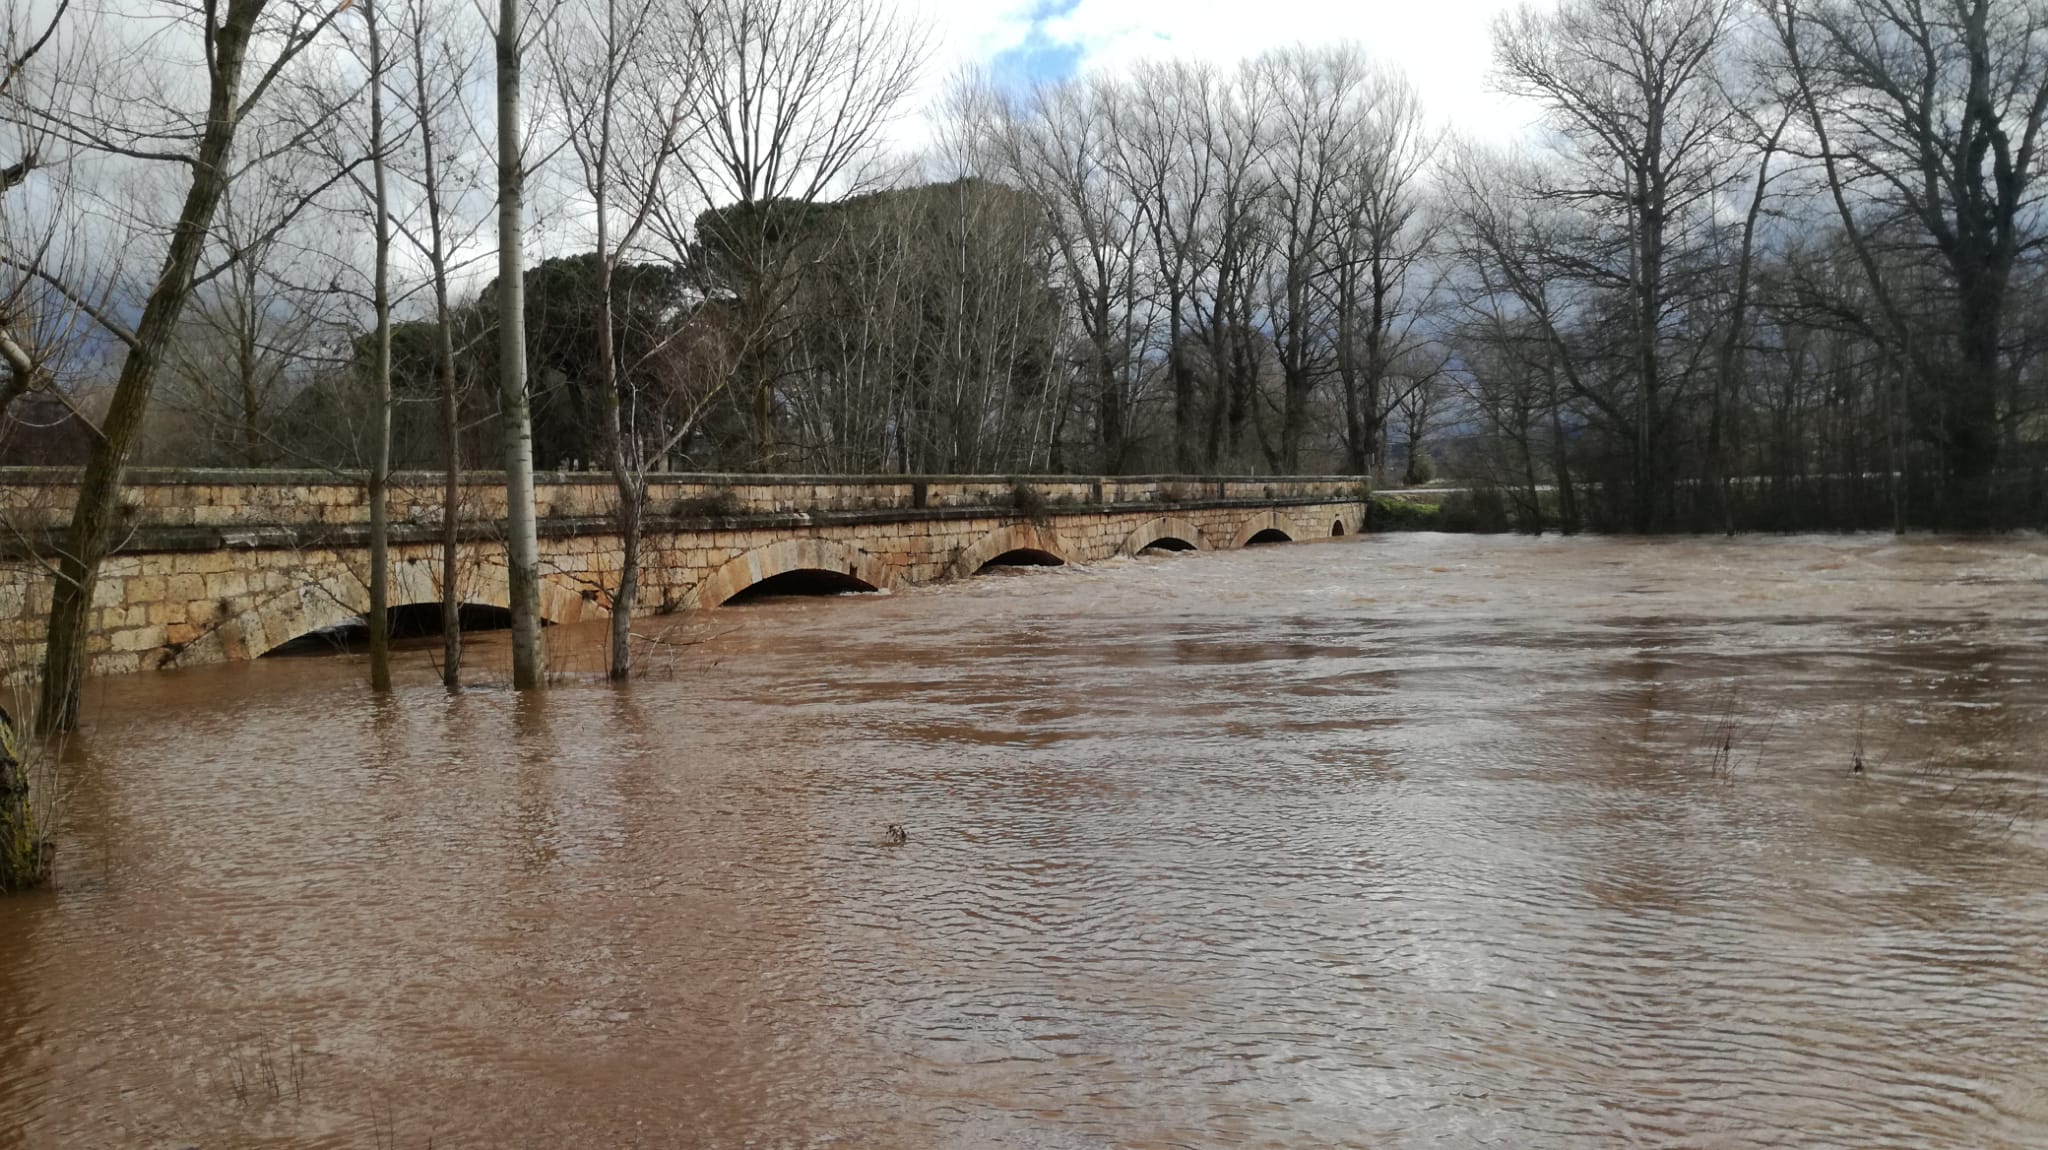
[0,470,1364,677]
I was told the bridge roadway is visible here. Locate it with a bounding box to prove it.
[0,470,1365,676]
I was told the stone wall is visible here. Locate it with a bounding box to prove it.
[0,470,1365,677]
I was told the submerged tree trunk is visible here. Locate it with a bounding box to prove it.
[366,0,395,693]
[498,0,545,688]
[595,183,639,679]
[436,331,462,686]
[608,468,642,679]
[36,0,263,735]
[411,1,464,686]
[1,713,46,891]
[1950,274,2005,528]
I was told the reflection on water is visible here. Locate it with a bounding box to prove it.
[3,533,2046,1147]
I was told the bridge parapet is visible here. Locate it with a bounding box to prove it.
[0,469,1363,538]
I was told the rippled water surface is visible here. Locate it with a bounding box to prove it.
[5,532,2048,1147]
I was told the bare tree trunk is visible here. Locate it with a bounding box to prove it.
[408,0,465,686]
[1547,362,1579,534]
[238,293,261,464]
[437,326,462,685]
[497,0,545,688]
[1708,120,1783,535]
[36,0,265,735]
[594,154,638,679]
[366,0,395,693]
[608,469,641,678]
[1169,308,1195,472]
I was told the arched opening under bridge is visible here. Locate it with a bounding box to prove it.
[1245,527,1293,545]
[688,538,898,608]
[951,523,1074,579]
[979,548,1065,572]
[265,602,516,657]
[1119,516,1209,557]
[724,569,880,603]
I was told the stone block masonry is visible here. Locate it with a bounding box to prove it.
[0,470,1366,677]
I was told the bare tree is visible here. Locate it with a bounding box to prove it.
[0,0,74,414]
[363,0,399,691]
[992,75,1153,472]
[665,0,927,466]
[1329,68,1438,479]
[1495,0,1742,529]
[1192,64,1272,468]
[25,0,348,733]
[497,0,545,688]
[155,176,340,466]
[542,0,703,678]
[1764,0,2048,527]
[1254,45,1368,473]
[1113,61,1218,472]
[398,0,491,686]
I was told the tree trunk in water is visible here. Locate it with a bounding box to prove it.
[1949,277,2004,529]
[1548,368,1579,535]
[415,11,463,687]
[366,0,394,693]
[609,481,641,680]
[439,343,462,686]
[1,714,46,890]
[35,0,260,735]
[594,170,638,680]
[497,0,545,688]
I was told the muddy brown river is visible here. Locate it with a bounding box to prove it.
[3,532,2046,1147]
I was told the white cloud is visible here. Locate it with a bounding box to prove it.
[895,0,1550,151]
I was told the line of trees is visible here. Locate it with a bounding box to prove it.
[14,0,2044,518]
[3,0,2046,697]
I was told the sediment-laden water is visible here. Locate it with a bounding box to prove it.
[2,532,2045,1147]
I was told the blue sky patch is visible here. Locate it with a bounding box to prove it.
[988,0,1087,90]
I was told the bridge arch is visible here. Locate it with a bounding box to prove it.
[1231,511,1303,548]
[950,523,1075,578]
[686,538,896,608]
[1119,515,1210,556]
[214,555,541,664]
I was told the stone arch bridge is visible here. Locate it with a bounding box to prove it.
[0,471,1364,676]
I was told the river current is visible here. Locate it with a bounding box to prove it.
[3,532,2046,1147]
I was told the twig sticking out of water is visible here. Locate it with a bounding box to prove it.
[1696,687,1779,781]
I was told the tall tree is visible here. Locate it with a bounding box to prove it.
[1495,0,1741,529]
[396,0,489,686]
[667,0,926,466]
[1766,0,2048,527]
[363,0,397,692]
[543,0,701,678]
[28,0,345,733]
[1329,68,1437,479]
[497,0,545,688]
[994,75,1152,473]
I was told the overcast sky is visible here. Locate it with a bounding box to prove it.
[898,0,1548,145]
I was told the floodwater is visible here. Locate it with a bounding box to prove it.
[3,532,2047,1148]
